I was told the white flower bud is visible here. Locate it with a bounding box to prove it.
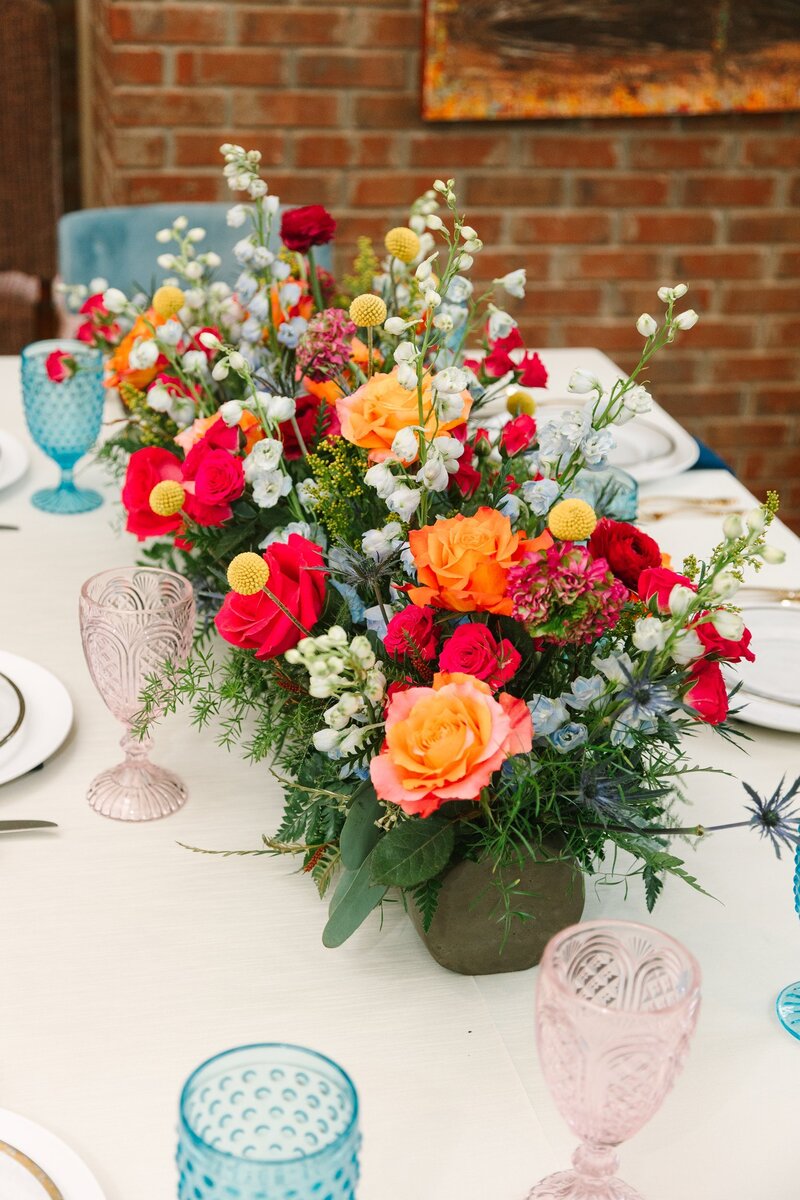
[155,228,172,244]
[433,312,454,333]
[396,362,418,391]
[173,216,188,231]
[712,610,745,641]
[460,225,478,240]
[632,616,669,653]
[384,316,408,336]
[711,571,739,599]
[745,507,766,533]
[761,544,786,565]
[426,214,444,231]
[391,427,419,463]
[187,227,206,242]
[102,287,128,314]
[457,253,473,270]
[636,313,658,338]
[199,331,222,350]
[394,341,417,363]
[226,204,247,228]
[211,361,229,381]
[157,253,176,270]
[568,369,601,395]
[722,514,744,540]
[673,309,699,331]
[227,351,246,371]
[219,400,244,426]
[668,584,696,617]
[672,628,704,665]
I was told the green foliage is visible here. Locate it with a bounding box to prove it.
[304,437,380,544]
[339,783,384,870]
[322,850,388,948]
[342,237,380,300]
[370,816,456,888]
[410,877,444,934]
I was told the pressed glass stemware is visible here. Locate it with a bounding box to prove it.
[21,338,105,514]
[528,919,701,1200]
[775,843,800,1037]
[79,567,195,821]
[177,1044,361,1200]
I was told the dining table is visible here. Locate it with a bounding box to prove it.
[0,349,799,1200]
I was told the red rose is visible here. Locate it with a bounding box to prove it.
[45,349,76,383]
[384,605,439,663]
[280,205,337,254]
[438,624,521,691]
[77,292,119,344]
[214,534,327,660]
[501,414,537,457]
[589,519,663,592]
[483,329,548,390]
[122,447,184,540]
[686,660,728,725]
[451,458,481,499]
[188,449,244,516]
[279,392,340,459]
[694,614,755,664]
[518,351,548,388]
[638,566,696,612]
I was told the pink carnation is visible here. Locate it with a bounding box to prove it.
[507,543,628,646]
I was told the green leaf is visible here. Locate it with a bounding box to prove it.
[339,782,383,870]
[642,864,663,913]
[322,850,387,948]
[370,817,455,888]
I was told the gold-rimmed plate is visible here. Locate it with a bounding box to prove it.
[0,1111,104,1200]
[0,673,25,751]
[0,1139,62,1198]
[728,602,800,733]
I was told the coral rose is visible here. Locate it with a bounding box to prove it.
[370,672,532,818]
[407,506,552,615]
[214,534,327,660]
[336,366,470,463]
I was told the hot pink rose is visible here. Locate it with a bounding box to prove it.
[180,420,243,525]
[638,567,696,612]
[370,672,532,817]
[686,660,728,725]
[45,348,76,383]
[214,534,327,660]
[501,413,537,457]
[694,614,755,664]
[121,446,184,540]
[438,624,521,691]
[384,605,439,663]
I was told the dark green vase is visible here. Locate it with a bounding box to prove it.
[408,843,585,975]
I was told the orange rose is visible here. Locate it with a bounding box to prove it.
[106,310,166,391]
[336,366,470,463]
[407,506,552,615]
[370,672,532,817]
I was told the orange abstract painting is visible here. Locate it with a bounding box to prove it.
[422,0,800,121]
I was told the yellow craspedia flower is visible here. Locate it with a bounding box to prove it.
[506,390,536,416]
[149,479,185,516]
[349,294,387,328]
[152,285,185,319]
[384,227,420,264]
[227,552,270,596]
[547,498,598,542]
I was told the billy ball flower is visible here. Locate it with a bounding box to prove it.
[506,390,535,417]
[349,294,387,328]
[152,285,186,319]
[548,498,597,542]
[384,227,421,264]
[227,552,270,596]
[149,479,185,517]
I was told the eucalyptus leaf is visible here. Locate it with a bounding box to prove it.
[370,817,455,888]
[339,782,383,871]
[322,850,387,948]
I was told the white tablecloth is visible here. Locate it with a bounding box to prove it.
[1,353,799,1199]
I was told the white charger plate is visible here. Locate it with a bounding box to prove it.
[0,652,73,786]
[0,1111,104,1200]
[728,603,800,734]
[0,430,29,492]
[473,347,699,483]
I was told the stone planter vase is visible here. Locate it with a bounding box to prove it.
[408,843,585,976]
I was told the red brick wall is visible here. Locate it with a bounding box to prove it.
[87,0,800,526]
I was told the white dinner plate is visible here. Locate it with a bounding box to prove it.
[472,347,699,483]
[0,430,29,492]
[0,1111,104,1200]
[728,603,800,734]
[0,652,73,786]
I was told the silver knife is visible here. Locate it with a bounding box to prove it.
[0,820,57,832]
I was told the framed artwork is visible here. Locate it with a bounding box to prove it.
[422,0,800,121]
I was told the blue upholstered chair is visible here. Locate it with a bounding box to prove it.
[58,202,332,293]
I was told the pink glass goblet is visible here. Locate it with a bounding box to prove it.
[79,567,195,821]
[528,919,701,1200]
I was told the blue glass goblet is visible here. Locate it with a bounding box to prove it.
[177,1044,361,1200]
[21,338,105,514]
[776,842,800,1038]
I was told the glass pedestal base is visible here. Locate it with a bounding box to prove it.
[87,758,188,821]
[32,484,103,514]
[777,981,800,1039]
[528,1171,643,1199]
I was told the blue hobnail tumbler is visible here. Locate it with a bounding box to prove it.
[776,843,800,1038]
[177,1044,361,1199]
[21,339,105,514]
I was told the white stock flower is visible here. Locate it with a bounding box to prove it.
[391,427,419,463]
[146,384,172,413]
[219,400,244,427]
[387,484,422,521]
[128,338,159,371]
[673,309,699,330]
[158,319,182,347]
[394,341,417,364]
[252,245,275,270]
[252,470,292,509]
[568,369,601,395]
[657,283,688,302]
[487,305,517,342]
[364,462,396,500]
[199,331,222,350]
[181,349,207,374]
[433,311,454,333]
[416,451,449,492]
[495,269,526,299]
[672,628,704,665]
[102,287,127,314]
[361,522,403,563]
[384,316,408,336]
[712,610,745,641]
[261,393,295,424]
[623,384,653,414]
[431,435,464,471]
[183,261,204,281]
[431,366,469,394]
[434,392,465,422]
[457,253,473,270]
[244,437,283,479]
[248,179,267,199]
[636,313,658,337]
[668,584,696,617]
[183,288,205,310]
[234,238,255,264]
[446,276,473,304]
[155,228,172,244]
[226,205,247,228]
[157,253,176,270]
[396,362,417,391]
[632,617,669,653]
[522,478,559,516]
[423,289,441,308]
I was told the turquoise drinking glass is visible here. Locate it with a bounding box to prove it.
[21,338,105,514]
[177,1044,361,1199]
[776,843,800,1038]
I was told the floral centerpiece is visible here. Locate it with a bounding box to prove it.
[61,145,794,970]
